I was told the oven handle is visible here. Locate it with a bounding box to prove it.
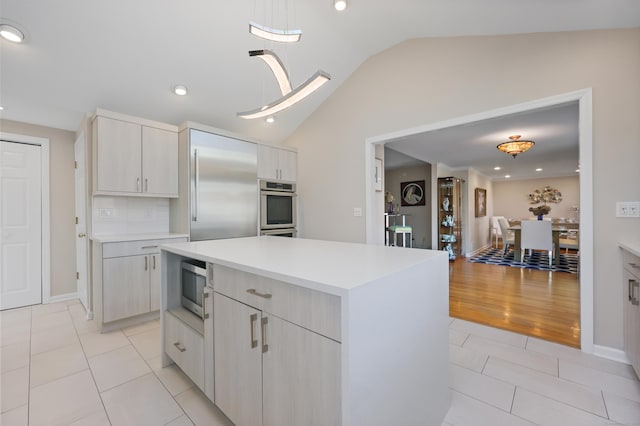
[261,190,297,197]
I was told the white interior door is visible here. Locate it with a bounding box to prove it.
[0,141,42,310]
[74,134,89,312]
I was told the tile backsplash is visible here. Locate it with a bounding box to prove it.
[92,196,170,236]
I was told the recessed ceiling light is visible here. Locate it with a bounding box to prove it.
[575,169,580,173]
[505,174,511,178]
[0,24,24,43]
[173,85,188,96]
[494,166,501,171]
[265,116,275,124]
[536,168,543,172]
[0,106,4,111]
[334,0,347,11]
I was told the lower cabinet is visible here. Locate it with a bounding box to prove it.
[214,292,341,426]
[164,310,205,391]
[103,255,151,322]
[622,248,640,375]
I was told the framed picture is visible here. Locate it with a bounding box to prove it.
[374,158,383,192]
[400,180,425,206]
[475,188,487,217]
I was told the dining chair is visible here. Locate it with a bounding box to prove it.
[492,216,504,248]
[497,218,515,256]
[520,220,554,267]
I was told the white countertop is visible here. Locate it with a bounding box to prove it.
[161,236,447,295]
[91,233,189,243]
[619,241,640,257]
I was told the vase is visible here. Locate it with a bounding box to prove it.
[537,214,543,221]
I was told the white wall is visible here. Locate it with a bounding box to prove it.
[466,169,494,255]
[494,176,580,221]
[1,119,76,297]
[384,164,432,249]
[287,29,640,350]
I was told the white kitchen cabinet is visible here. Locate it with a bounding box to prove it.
[213,265,341,426]
[93,112,178,197]
[164,309,205,391]
[622,247,640,375]
[214,293,263,426]
[92,236,187,331]
[103,255,150,322]
[258,144,297,181]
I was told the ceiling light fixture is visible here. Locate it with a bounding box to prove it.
[265,116,275,124]
[497,135,535,158]
[173,85,188,96]
[250,50,292,95]
[493,166,501,171]
[505,175,511,178]
[334,0,347,11]
[536,168,543,172]
[238,71,330,119]
[249,21,302,43]
[0,23,24,43]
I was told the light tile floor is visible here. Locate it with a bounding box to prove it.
[1,300,639,425]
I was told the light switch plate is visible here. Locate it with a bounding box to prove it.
[353,207,362,217]
[616,201,640,218]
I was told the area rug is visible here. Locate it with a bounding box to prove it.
[469,247,578,274]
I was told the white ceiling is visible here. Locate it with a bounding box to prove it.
[1,1,639,144]
[385,102,580,181]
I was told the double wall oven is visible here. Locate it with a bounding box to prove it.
[260,180,297,237]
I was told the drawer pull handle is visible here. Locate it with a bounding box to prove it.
[250,313,258,348]
[173,342,186,352]
[261,317,269,353]
[247,289,272,299]
[203,291,209,319]
[145,256,148,271]
[141,245,158,249]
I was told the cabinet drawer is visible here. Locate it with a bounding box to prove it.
[164,311,205,390]
[623,250,640,278]
[103,237,187,258]
[213,265,341,341]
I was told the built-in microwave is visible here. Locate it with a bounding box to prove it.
[181,259,206,318]
[260,180,297,230]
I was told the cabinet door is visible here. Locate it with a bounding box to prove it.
[95,116,142,193]
[102,255,150,322]
[257,145,279,180]
[277,149,297,182]
[263,315,341,426]
[203,288,214,402]
[214,293,262,426]
[149,254,161,312]
[142,126,179,196]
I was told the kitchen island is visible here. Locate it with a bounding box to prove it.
[160,236,450,426]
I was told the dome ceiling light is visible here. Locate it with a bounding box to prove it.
[497,135,535,158]
[0,23,25,43]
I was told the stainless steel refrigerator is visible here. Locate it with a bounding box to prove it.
[189,129,258,241]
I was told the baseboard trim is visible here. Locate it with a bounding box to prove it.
[593,344,630,365]
[48,292,78,304]
[467,245,492,258]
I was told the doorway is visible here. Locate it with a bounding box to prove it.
[0,139,49,309]
[364,89,594,352]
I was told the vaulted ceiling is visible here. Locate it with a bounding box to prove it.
[1,1,639,144]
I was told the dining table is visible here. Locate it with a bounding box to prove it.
[508,225,577,265]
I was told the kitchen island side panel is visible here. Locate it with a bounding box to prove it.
[343,252,450,426]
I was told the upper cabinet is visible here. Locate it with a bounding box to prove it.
[93,112,178,197]
[258,145,297,182]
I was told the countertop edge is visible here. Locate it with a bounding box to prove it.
[91,233,189,243]
[619,241,640,257]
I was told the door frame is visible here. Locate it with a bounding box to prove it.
[364,88,594,353]
[0,132,51,304]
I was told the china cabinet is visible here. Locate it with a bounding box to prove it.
[438,177,463,260]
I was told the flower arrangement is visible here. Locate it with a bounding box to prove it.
[528,205,551,216]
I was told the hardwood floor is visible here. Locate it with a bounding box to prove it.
[449,250,581,348]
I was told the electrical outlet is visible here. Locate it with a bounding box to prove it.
[353,207,362,217]
[616,201,640,218]
[98,208,113,217]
